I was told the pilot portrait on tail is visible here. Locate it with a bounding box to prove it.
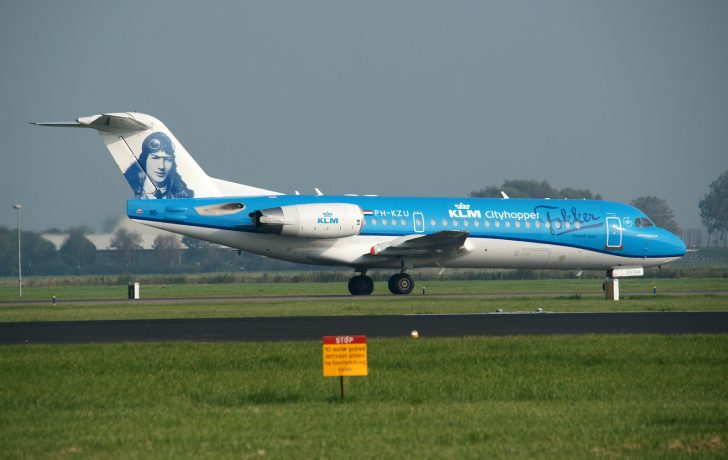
[124,132,194,199]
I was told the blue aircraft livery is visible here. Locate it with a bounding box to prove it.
[35,112,686,295]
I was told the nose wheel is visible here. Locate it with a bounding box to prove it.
[388,273,414,295]
[348,274,374,296]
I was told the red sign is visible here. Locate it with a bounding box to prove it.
[322,335,367,345]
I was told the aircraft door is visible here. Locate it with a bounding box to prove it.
[413,212,425,233]
[606,217,623,249]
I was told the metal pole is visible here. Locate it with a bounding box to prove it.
[13,204,22,297]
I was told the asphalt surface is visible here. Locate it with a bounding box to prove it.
[2,312,727,344]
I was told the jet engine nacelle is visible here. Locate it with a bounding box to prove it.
[250,203,364,238]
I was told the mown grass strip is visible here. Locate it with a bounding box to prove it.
[1,277,727,302]
[1,335,726,458]
[0,294,727,323]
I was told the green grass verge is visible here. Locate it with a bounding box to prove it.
[1,335,726,458]
[1,294,728,323]
[1,277,727,302]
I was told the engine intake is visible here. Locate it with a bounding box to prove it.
[250,203,364,238]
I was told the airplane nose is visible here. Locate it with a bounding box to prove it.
[669,232,687,256]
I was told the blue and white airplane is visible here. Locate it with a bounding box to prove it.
[35,112,686,295]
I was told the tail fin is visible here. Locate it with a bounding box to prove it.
[33,112,279,199]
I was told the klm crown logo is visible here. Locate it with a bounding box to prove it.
[449,202,481,219]
[318,211,339,225]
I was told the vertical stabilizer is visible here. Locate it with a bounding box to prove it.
[33,112,278,199]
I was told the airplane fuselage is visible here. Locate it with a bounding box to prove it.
[129,195,685,271]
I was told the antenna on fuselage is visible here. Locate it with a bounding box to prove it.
[500,191,509,199]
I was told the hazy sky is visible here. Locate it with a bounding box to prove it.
[1,1,726,232]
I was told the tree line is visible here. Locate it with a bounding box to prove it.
[0,227,313,277]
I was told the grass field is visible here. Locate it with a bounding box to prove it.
[0,277,726,323]
[1,277,727,302]
[2,278,727,458]
[1,335,726,459]
[1,294,728,323]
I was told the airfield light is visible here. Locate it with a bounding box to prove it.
[12,204,21,297]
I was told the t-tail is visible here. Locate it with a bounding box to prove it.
[33,112,279,199]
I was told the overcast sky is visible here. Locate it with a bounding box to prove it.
[1,1,726,232]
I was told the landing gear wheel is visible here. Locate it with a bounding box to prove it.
[388,273,414,295]
[348,275,374,296]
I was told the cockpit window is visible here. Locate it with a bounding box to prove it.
[635,217,654,228]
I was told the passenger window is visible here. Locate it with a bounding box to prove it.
[430,218,437,227]
[442,219,448,227]
[382,218,388,225]
[372,218,378,225]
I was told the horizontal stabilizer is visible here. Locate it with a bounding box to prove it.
[34,113,151,133]
[31,121,86,128]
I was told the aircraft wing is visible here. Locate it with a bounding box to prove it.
[368,230,469,257]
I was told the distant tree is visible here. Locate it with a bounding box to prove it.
[0,227,56,275]
[60,228,96,270]
[0,227,15,276]
[181,235,211,249]
[699,169,728,247]
[110,228,142,267]
[471,179,601,200]
[153,234,182,266]
[630,196,681,235]
[20,231,57,273]
[557,187,602,200]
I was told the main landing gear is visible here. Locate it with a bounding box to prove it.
[388,272,414,295]
[348,272,374,296]
[347,270,415,296]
